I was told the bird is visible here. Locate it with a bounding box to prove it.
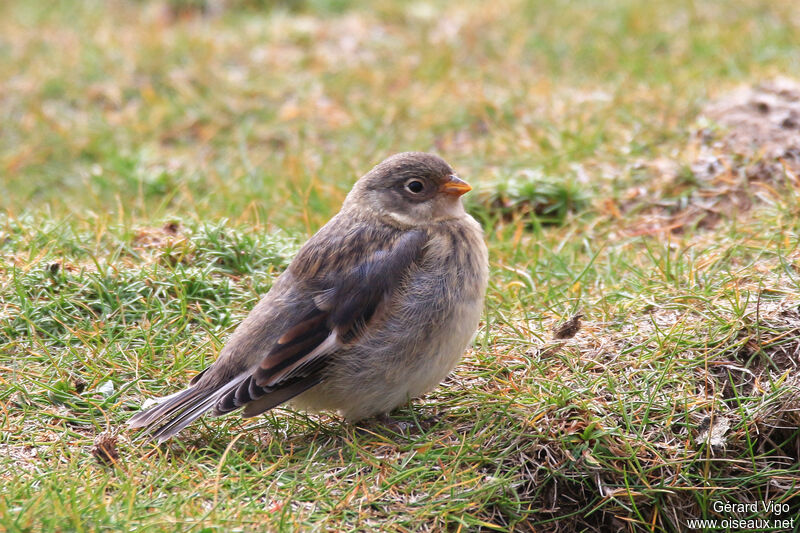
[128,152,489,442]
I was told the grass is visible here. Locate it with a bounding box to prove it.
[2,0,800,530]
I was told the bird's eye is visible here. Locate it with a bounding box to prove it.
[405,180,424,193]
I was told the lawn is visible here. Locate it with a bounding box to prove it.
[2,0,800,531]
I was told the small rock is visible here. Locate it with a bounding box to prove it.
[553,313,584,339]
[91,431,120,465]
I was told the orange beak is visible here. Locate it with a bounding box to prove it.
[439,175,472,197]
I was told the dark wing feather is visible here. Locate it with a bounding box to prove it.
[129,227,428,440]
[241,375,323,418]
[215,229,428,416]
[324,229,428,333]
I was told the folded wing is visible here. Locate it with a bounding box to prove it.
[215,229,428,417]
[129,228,428,441]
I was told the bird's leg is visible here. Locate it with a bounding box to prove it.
[376,412,414,433]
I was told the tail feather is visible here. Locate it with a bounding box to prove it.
[149,384,238,443]
[128,375,247,443]
[129,371,324,442]
[128,387,205,429]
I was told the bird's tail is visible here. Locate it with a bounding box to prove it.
[128,376,247,443]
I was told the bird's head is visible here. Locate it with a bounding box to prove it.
[344,152,472,227]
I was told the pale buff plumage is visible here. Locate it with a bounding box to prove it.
[128,152,489,442]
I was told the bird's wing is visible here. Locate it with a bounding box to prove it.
[215,228,429,416]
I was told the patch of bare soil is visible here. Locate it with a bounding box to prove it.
[130,221,190,266]
[132,221,185,250]
[0,444,42,477]
[698,76,800,181]
[623,78,800,236]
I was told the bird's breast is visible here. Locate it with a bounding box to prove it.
[384,218,488,377]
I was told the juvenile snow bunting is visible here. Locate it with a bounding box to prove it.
[129,152,489,442]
